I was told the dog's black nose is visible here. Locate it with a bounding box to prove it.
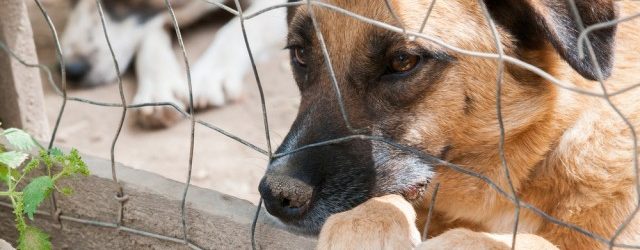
[259,174,313,221]
[64,59,91,83]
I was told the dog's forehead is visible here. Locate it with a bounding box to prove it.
[395,0,494,43]
[289,0,498,54]
[288,1,390,66]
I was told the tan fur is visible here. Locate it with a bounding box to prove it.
[312,0,640,249]
[418,228,559,250]
[318,195,422,250]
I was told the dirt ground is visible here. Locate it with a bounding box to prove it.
[26,1,299,204]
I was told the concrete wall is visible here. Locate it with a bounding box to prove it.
[0,154,317,249]
[0,0,49,141]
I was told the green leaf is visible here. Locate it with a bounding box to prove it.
[0,151,29,169]
[18,225,51,250]
[2,128,37,152]
[23,176,53,220]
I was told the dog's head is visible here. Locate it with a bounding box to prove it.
[61,0,168,86]
[258,0,617,234]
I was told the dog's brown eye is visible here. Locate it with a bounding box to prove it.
[389,53,419,73]
[292,47,306,67]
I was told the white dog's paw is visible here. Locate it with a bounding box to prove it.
[132,91,185,129]
[133,18,193,129]
[132,77,188,129]
[191,61,246,110]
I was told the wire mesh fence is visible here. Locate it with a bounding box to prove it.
[0,0,639,249]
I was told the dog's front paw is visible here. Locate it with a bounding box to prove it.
[190,60,245,110]
[132,78,187,129]
[318,194,421,250]
[133,25,192,129]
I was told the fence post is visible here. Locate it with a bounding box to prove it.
[0,0,50,141]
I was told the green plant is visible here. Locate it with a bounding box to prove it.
[0,124,90,250]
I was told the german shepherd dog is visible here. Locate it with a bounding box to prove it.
[258,0,640,249]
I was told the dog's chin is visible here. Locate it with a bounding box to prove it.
[270,207,327,236]
[263,212,323,236]
[281,220,323,236]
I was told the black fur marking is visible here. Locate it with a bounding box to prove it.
[484,0,617,80]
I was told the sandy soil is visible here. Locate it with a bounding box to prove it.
[26,1,299,204]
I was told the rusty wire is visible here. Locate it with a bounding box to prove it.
[477,1,521,248]
[95,0,129,226]
[162,0,198,243]
[0,0,639,249]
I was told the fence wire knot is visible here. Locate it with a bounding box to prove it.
[115,193,129,203]
[52,208,63,228]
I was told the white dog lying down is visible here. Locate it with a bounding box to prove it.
[61,0,287,128]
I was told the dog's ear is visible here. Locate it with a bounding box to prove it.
[485,0,618,80]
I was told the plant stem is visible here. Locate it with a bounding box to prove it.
[0,191,21,196]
